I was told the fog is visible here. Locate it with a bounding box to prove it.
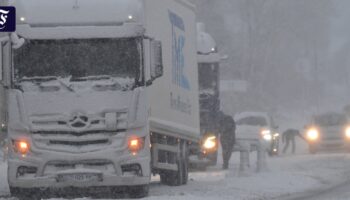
[193,0,350,120]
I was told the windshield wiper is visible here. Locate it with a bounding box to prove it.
[19,76,58,83]
[57,78,76,93]
[18,76,76,93]
[70,75,112,82]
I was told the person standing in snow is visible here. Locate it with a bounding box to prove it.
[282,128,304,154]
[218,112,236,169]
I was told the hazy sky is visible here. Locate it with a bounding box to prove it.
[331,0,350,53]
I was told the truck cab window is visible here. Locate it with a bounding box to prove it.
[13,38,142,90]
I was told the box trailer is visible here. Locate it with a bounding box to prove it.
[0,0,199,198]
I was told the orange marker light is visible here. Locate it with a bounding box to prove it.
[15,140,30,155]
[128,137,144,153]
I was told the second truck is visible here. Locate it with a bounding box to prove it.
[189,23,223,169]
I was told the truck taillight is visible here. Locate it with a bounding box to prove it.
[128,137,144,154]
[13,140,30,155]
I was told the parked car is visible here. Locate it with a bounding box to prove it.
[305,112,350,154]
[235,112,280,156]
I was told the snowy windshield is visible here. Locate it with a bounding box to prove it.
[14,38,141,84]
[237,116,268,127]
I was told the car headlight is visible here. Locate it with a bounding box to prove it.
[261,129,272,141]
[307,129,319,141]
[261,129,271,135]
[263,134,272,141]
[202,136,217,151]
[345,127,350,139]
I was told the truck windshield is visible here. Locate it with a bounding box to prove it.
[14,38,141,87]
[199,63,219,93]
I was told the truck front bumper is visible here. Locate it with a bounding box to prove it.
[8,149,151,189]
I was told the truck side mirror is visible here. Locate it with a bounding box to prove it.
[0,36,12,88]
[0,51,2,83]
[0,123,6,133]
[11,33,25,49]
[150,40,163,80]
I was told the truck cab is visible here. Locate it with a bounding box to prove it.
[1,0,199,198]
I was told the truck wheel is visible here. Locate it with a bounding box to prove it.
[160,141,188,186]
[181,142,189,185]
[128,185,149,198]
[160,158,184,186]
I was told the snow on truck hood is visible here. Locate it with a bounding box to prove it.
[9,88,143,132]
[23,91,130,116]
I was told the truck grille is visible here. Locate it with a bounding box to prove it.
[32,131,126,153]
[43,160,115,176]
[49,139,109,146]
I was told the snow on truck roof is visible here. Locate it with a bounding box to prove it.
[197,23,221,63]
[13,0,143,26]
[197,23,216,55]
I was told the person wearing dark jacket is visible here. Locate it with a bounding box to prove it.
[282,128,304,154]
[219,112,236,169]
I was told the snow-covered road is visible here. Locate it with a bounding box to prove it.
[284,180,350,200]
[1,152,350,200]
[148,153,350,200]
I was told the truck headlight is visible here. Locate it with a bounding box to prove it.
[13,140,30,155]
[128,136,144,155]
[202,136,217,151]
[307,129,319,141]
[345,127,350,139]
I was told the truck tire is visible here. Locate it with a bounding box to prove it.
[181,142,189,185]
[160,141,188,186]
[160,157,184,186]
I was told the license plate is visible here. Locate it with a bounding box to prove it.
[58,173,101,183]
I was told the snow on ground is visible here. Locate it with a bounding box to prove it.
[1,151,350,200]
[147,152,350,200]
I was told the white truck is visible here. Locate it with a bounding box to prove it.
[0,0,200,199]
